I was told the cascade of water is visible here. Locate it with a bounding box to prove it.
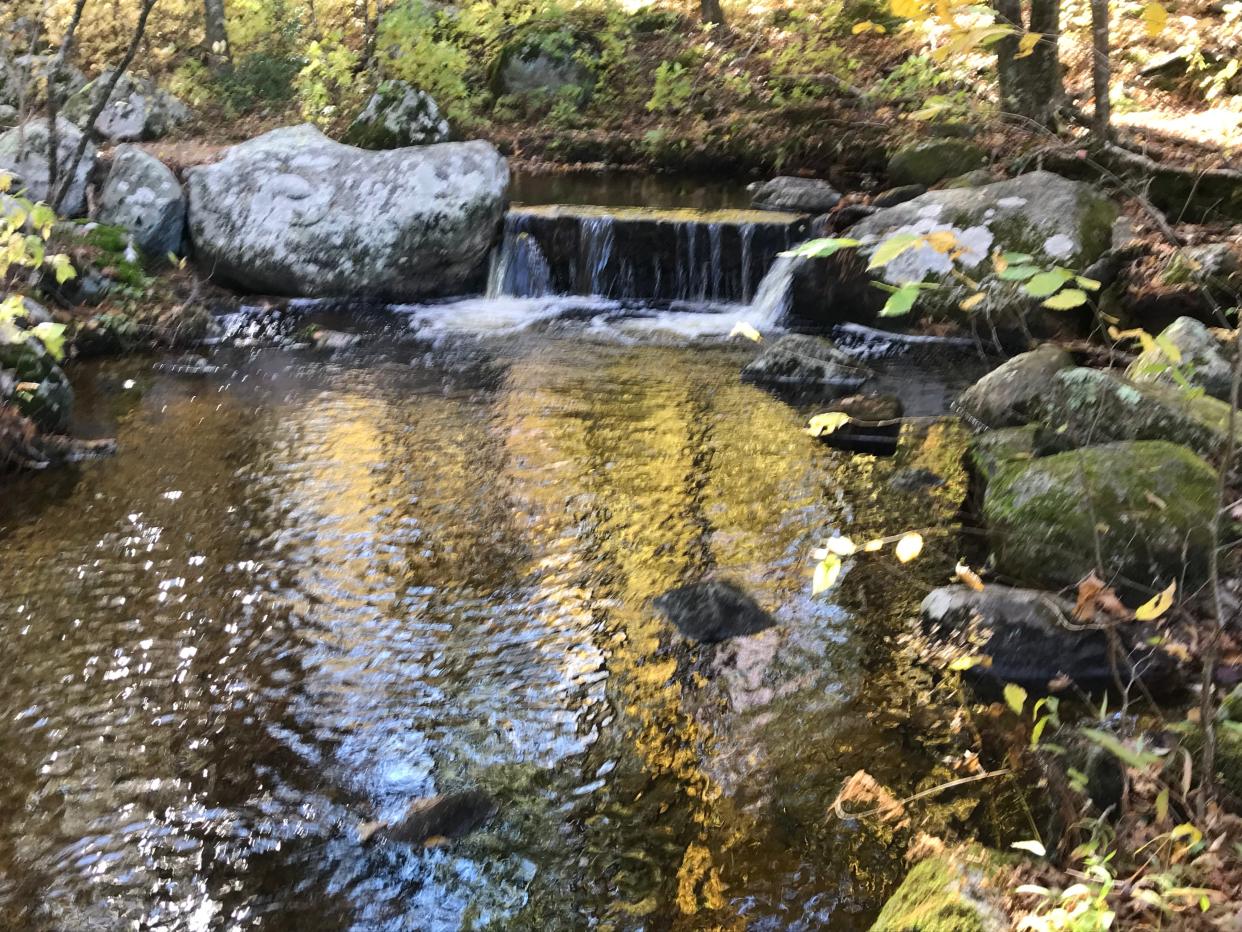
[748,253,802,327]
[580,216,616,296]
[487,217,553,299]
[739,224,755,303]
[707,223,724,303]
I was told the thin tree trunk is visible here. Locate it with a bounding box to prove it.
[1090,0,1111,140]
[994,0,1064,126]
[204,0,231,74]
[45,0,90,207]
[53,0,160,213]
[701,0,726,26]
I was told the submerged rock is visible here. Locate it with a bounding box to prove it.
[1041,366,1242,458]
[62,70,190,142]
[1125,316,1234,402]
[653,580,776,643]
[344,80,449,149]
[359,790,497,846]
[96,145,185,258]
[955,344,1073,430]
[187,124,509,300]
[871,850,1007,932]
[984,440,1217,593]
[751,176,841,213]
[0,117,97,216]
[887,138,986,187]
[888,466,944,492]
[0,335,73,431]
[815,393,902,455]
[921,585,1176,693]
[740,334,868,391]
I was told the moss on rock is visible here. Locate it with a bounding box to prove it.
[871,852,1007,932]
[984,440,1217,593]
[968,424,1039,486]
[887,139,986,187]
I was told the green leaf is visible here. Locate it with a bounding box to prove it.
[1004,682,1027,715]
[1075,275,1101,291]
[1023,268,1074,297]
[785,237,862,259]
[30,322,67,361]
[879,283,921,317]
[867,233,921,270]
[1002,251,1034,264]
[1042,288,1089,310]
[1080,728,1162,770]
[997,264,1040,281]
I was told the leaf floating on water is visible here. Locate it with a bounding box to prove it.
[894,532,924,563]
[423,835,451,848]
[955,561,985,591]
[1135,581,1176,621]
[729,321,763,343]
[832,769,908,824]
[1011,839,1047,857]
[863,538,885,552]
[949,654,992,671]
[807,412,852,437]
[812,554,843,595]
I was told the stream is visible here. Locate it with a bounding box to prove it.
[0,174,1014,931]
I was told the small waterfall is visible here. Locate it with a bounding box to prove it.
[748,253,802,327]
[739,225,754,303]
[487,218,552,299]
[580,216,616,296]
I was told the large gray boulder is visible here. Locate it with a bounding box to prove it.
[1126,316,1234,401]
[751,176,841,213]
[0,53,86,109]
[344,80,449,149]
[62,70,190,142]
[0,117,97,216]
[96,146,185,257]
[984,440,1217,593]
[186,124,509,300]
[956,344,1073,429]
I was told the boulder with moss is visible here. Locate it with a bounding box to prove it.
[62,70,190,142]
[968,424,1039,485]
[0,335,72,431]
[42,221,148,305]
[0,117,97,216]
[887,139,987,187]
[870,850,1007,932]
[491,29,598,103]
[96,145,185,258]
[1125,316,1234,402]
[984,440,1217,593]
[343,80,449,149]
[1039,366,1242,459]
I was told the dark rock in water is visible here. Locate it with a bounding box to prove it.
[653,580,776,644]
[872,184,926,208]
[921,585,1179,694]
[829,322,978,362]
[828,202,876,231]
[888,466,944,492]
[816,393,902,455]
[360,790,497,846]
[751,176,842,213]
[740,334,868,391]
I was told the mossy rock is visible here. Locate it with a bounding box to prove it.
[42,220,149,304]
[888,139,987,187]
[342,80,449,149]
[871,851,1007,932]
[0,336,72,431]
[984,440,1217,593]
[968,424,1039,486]
[957,345,1074,430]
[1040,366,1242,460]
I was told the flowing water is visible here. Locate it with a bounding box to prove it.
[0,176,1014,930]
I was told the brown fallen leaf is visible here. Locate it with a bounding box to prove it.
[1074,572,1132,623]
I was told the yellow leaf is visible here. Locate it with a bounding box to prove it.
[949,654,992,671]
[959,292,987,312]
[807,412,852,437]
[867,232,921,270]
[852,19,886,33]
[991,251,1009,275]
[955,561,985,591]
[1134,581,1176,621]
[1016,31,1041,58]
[0,173,11,193]
[1142,1,1168,37]
[863,539,885,552]
[923,230,958,253]
[891,0,927,19]
[894,532,924,563]
[729,321,763,342]
[1004,682,1028,715]
[826,536,858,556]
[813,555,843,595]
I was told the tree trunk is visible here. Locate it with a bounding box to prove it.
[994,0,1064,126]
[204,0,232,74]
[701,0,726,26]
[1090,0,1111,140]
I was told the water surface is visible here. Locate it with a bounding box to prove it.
[1,320,993,930]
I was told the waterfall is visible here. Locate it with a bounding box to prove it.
[579,216,616,296]
[486,216,552,299]
[747,253,802,328]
